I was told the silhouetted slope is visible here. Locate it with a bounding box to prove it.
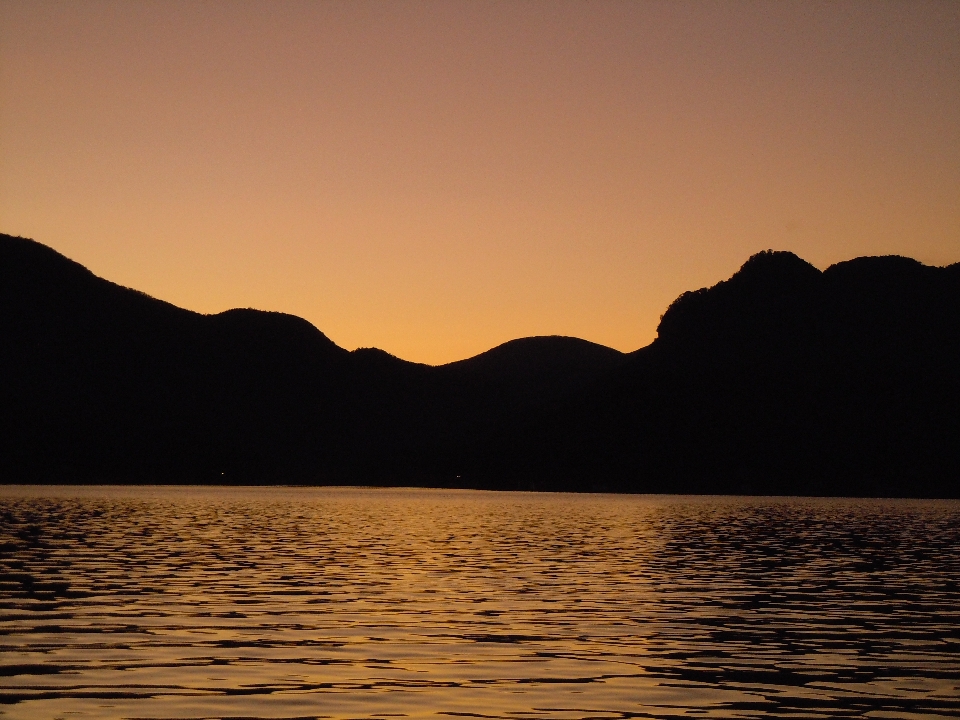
[410,338,627,481]
[441,336,624,380]
[2,234,958,496]
[512,251,960,496]
[328,339,627,482]
[0,234,625,485]
[0,234,349,481]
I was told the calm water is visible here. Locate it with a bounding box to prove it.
[0,487,958,720]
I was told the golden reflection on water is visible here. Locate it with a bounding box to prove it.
[0,486,958,719]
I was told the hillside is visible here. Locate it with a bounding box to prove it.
[2,234,958,496]
[504,251,960,497]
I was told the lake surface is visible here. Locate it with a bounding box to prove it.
[0,486,958,719]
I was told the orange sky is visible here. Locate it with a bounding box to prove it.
[2,1,958,364]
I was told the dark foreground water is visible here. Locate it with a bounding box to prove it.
[0,487,958,720]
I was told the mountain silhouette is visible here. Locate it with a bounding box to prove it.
[2,234,958,496]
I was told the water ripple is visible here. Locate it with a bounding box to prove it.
[0,486,958,719]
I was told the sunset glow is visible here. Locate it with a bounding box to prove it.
[2,0,958,363]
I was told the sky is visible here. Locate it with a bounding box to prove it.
[1,0,958,364]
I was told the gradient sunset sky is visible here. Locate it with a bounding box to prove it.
[2,1,958,364]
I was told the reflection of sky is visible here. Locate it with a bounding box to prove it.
[2,2,958,364]
[1,487,958,718]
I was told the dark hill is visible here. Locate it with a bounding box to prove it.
[0,234,353,482]
[2,235,958,496]
[504,251,960,496]
[438,336,625,429]
[442,336,624,379]
[0,234,623,485]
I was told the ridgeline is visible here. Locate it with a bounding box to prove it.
[2,233,958,496]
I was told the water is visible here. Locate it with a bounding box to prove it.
[0,486,958,720]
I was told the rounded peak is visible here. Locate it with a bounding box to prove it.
[732,250,821,285]
[212,307,319,329]
[484,334,621,355]
[656,250,821,344]
[438,335,625,385]
[824,254,927,281]
[208,308,342,351]
[351,346,414,363]
[443,335,623,369]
